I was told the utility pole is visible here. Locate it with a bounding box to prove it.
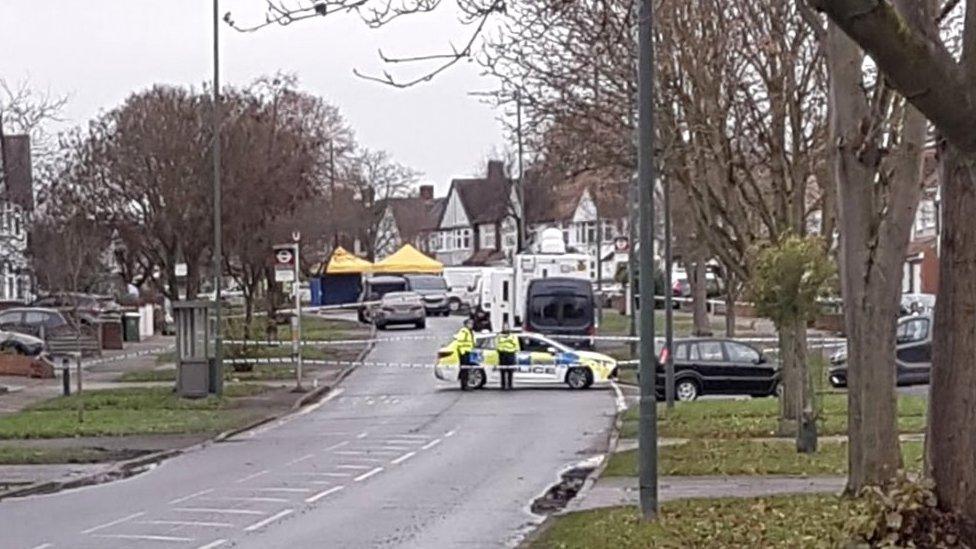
[514,90,526,326]
[628,177,638,358]
[330,141,339,249]
[211,0,224,396]
[637,0,658,520]
[664,176,675,408]
[292,232,304,392]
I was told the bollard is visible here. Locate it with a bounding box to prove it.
[61,357,71,396]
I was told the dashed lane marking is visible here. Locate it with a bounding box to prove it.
[29,544,53,549]
[169,488,215,505]
[421,438,442,450]
[196,540,229,549]
[324,440,350,451]
[139,520,234,528]
[305,485,345,503]
[80,511,145,534]
[444,429,457,438]
[175,508,265,516]
[284,454,315,466]
[251,487,311,493]
[94,534,193,543]
[354,467,384,482]
[391,451,416,465]
[336,464,373,470]
[243,509,294,532]
[235,470,269,483]
[203,496,289,503]
[356,431,368,439]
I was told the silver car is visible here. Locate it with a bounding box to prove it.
[373,292,426,330]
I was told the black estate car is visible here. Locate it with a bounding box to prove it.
[657,338,780,401]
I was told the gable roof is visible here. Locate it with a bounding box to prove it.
[524,168,628,224]
[385,196,445,242]
[444,160,513,226]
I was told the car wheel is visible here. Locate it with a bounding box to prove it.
[566,367,592,390]
[416,320,426,329]
[358,309,368,324]
[376,322,387,330]
[465,368,486,390]
[448,299,461,313]
[772,382,784,398]
[675,379,699,402]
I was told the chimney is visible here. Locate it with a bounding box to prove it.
[418,184,434,200]
[487,160,505,181]
[0,135,33,212]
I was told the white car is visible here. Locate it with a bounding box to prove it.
[434,331,617,390]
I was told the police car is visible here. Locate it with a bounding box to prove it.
[434,331,617,390]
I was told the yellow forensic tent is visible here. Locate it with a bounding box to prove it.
[326,247,373,274]
[371,244,443,274]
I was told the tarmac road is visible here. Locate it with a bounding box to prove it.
[0,316,617,549]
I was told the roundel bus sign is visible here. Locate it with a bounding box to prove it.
[274,244,296,282]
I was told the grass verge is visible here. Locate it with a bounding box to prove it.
[604,439,924,477]
[620,394,927,439]
[0,385,272,439]
[529,495,866,548]
[0,446,150,465]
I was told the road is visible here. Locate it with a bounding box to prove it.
[0,316,617,549]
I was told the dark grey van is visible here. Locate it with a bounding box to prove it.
[524,277,595,348]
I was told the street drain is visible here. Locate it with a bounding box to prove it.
[530,466,594,515]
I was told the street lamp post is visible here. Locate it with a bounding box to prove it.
[637,0,658,520]
[212,0,224,396]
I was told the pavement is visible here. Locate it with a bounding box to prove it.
[566,475,848,512]
[0,315,618,549]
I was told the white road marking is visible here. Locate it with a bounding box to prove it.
[324,440,350,451]
[444,429,457,438]
[296,472,351,478]
[139,520,233,528]
[243,509,294,532]
[354,467,384,482]
[337,464,373,470]
[356,431,368,439]
[169,488,215,505]
[235,470,269,483]
[421,438,442,450]
[251,487,311,493]
[175,508,265,516]
[29,544,52,549]
[305,485,345,503]
[284,454,315,466]
[196,540,229,549]
[388,434,429,440]
[81,511,145,534]
[391,451,416,465]
[610,380,627,413]
[204,496,289,503]
[94,534,193,542]
[335,450,398,457]
[296,389,344,417]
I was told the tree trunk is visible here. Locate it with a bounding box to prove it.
[825,21,923,492]
[928,144,976,536]
[778,319,802,432]
[724,276,736,338]
[793,315,817,454]
[690,260,711,336]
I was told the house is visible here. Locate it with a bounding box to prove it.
[374,185,445,260]
[904,151,940,294]
[0,134,33,302]
[428,161,519,267]
[525,170,630,281]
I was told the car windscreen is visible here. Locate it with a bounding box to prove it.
[528,294,592,327]
[369,282,407,299]
[406,276,447,292]
[382,293,421,305]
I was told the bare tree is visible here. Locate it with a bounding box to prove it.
[812,0,976,534]
[346,148,418,260]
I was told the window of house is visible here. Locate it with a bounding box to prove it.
[461,228,472,249]
[480,224,496,249]
[429,233,440,252]
[585,222,597,244]
[602,220,616,241]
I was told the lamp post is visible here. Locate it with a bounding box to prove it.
[211,0,224,396]
[636,0,658,520]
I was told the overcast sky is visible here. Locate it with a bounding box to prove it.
[0,0,506,194]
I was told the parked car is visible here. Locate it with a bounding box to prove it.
[31,293,121,324]
[372,292,426,330]
[435,331,617,390]
[828,314,932,388]
[0,330,44,356]
[524,277,596,348]
[358,276,409,323]
[657,338,780,401]
[0,307,77,340]
[402,274,451,317]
